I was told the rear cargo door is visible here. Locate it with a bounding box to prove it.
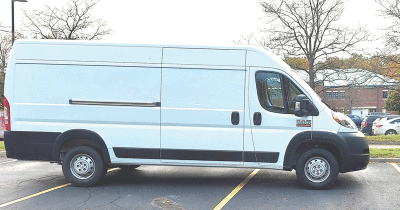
[160,48,246,165]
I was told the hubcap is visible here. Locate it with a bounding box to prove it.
[70,154,95,180]
[304,157,330,183]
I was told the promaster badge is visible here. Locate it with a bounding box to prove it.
[296,119,312,127]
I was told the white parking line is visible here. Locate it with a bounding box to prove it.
[390,163,400,174]
[0,160,17,165]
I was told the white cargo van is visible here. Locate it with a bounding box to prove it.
[3,40,369,189]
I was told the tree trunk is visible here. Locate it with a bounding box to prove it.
[308,58,316,90]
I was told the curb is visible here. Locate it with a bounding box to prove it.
[369,145,400,149]
[0,151,6,159]
[370,158,400,163]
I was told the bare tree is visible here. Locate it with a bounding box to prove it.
[0,26,12,108]
[375,0,400,85]
[0,23,12,73]
[239,0,371,90]
[0,23,9,33]
[376,0,400,51]
[0,34,11,73]
[0,21,26,107]
[23,0,112,40]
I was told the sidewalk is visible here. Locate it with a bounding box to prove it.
[369,145,400,149]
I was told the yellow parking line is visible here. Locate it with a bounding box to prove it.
[0,183,72,208]
[0,167,120,208]
[390,163,400,174]
[213,169,260,210]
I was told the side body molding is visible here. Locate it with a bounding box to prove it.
[52,129,110,163]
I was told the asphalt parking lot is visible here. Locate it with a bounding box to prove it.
[1,152,400,210]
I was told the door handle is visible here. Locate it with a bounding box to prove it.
[231,111,240,125]
[253,112,262,126]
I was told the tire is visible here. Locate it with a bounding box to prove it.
[295,149,339,190]
[62,146,106,187]
[385,130,397,135]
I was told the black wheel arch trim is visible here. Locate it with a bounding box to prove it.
[283,131,349,171]
[52,129,110,163]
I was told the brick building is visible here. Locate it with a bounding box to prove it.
[295,69,399,118]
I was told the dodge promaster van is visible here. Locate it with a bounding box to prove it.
[3,40,369,189]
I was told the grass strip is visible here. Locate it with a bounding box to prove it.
[0,141,4,151]
[370,148,400,158]
[366,134,400,143]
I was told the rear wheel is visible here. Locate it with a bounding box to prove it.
[62,146,106,187]
[295,149,339,190]
[385,129,397,135]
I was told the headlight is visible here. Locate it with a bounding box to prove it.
[332,111,357,129]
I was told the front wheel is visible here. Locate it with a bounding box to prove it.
[62,146,106,187]
[295,149,339,190]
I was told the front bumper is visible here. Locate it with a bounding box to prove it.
[338,131,370,173]
[373,128,384,135]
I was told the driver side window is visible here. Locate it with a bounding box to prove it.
[256,72,285,113]
[255,71,305,114]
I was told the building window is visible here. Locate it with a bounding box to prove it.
[327,92,332,99]
[383,90,388,99]
[333,91,338,99]
[369,108,377,113]
[340,91,345,99]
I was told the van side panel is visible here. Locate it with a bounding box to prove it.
[160,48,246,165]
[11,63,162,163]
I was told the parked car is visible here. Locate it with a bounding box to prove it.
[362,115,383,135]
[373,117,400,135]
[2,40,370,190]
[361,113,393,135]
[347,115,363,128]
[372,115,400,135]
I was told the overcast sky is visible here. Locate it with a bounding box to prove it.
[0,0,388,49]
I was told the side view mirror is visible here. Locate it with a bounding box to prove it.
[294,94,319,117]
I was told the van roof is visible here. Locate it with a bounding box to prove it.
[13,39,262,51]
[10,39,292,71]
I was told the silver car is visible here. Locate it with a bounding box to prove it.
[373,117,400,135]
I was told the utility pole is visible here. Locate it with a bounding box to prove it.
[11,0,28,45]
